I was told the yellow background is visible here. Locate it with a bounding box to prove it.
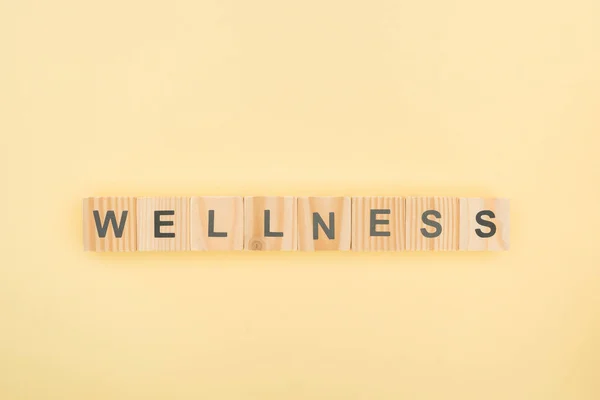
[2,1,599,398]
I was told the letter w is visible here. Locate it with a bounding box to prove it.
[93,210,128,238]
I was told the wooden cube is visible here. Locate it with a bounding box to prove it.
[83,197,137,252]
[459,198,510,251]
[405,197,459,251]
[244,196,297,251]
[137,197,190,251]
[190,196,244,251]
[351,197,405,251]
[298,197,351,251]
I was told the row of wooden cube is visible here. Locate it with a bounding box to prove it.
[83,197,509,252]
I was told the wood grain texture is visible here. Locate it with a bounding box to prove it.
[298,197,351,251]
[190,196,244,251]
[137,197,190,251]
[405,197,459,251]
[351,197,405,251]
[459,198,510,251]
[244,196,297,251]
[83,197,137,252]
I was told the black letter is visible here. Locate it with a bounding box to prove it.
[313,212,335,240]
[93,210,128,238]
[475,210,496,238]
[421,210,442,238]
[154,210,175,238]
[264,210,283,237]
[208,210,227,237]
[370,209,390,236]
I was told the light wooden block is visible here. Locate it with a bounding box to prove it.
[405,197,459,251]
[190,196,244,251]
[298,197,351,251]
[459,198,510,251]
[137,197,190,251]
[244,196,297,251]
[351,197,405,251]
[83,197,137,252]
